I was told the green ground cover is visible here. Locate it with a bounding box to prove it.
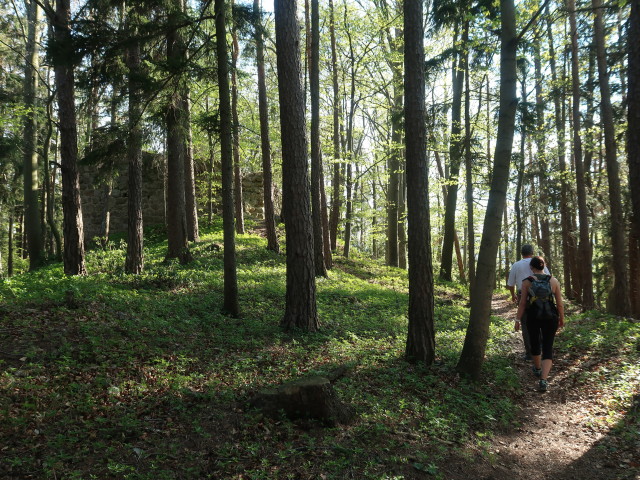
[1,224,638,479]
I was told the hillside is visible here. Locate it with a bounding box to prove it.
[1,225,638,479]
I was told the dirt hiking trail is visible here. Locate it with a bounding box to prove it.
[439,295,639,480]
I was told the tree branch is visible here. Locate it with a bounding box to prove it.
[516,0,551,42]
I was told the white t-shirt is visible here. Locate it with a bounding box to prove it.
[507,257,551,292]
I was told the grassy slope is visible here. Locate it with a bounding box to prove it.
[1,224,638,479]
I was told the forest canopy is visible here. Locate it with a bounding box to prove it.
[0,0,637,315]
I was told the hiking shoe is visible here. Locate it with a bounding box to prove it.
[539,379,548,392]
[532,366,542,377]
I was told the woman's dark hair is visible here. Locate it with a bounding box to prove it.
[530,256,545,271]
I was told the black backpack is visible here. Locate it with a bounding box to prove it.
[526,274,558,322]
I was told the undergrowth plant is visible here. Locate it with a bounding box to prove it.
[1,224,636,479]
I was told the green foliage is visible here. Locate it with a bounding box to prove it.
[555,312,640,412]
[1,227,636,478]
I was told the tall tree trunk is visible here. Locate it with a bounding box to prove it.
[274,0,318,330]
[328,0,341,252]
[42,90,60,258]
[592,0,631,316]
[515,68,527,254]
[205,96,215,226]
[344,162,353,258]
[356,163,363,249]
[165,0,191,263]
[567,0,595,308]
[310,0,327,276]
[434,147,466,281]
[53,0,87,275]
[404,0,435,366]
[47,119,62,258]
[254,0,279,253]
[534,37,551,266]
[387,26,403,267]
[398,167,407,269]
[231,13,245,235]
[546,10,577,297]
[503,205,510,280]
[343,6,357,260]
[628,0,640,316]
[457,0,517,380]
[440,20,468,281]
[19,211,26,260]
[386,142,399,266]
[583,46,596,192]
[97,93,119,247]
[464,44,474,292]
[320,164,332,268]
[207,133,214,225]
[215,0,239,316]
[372,171,379,258]
[304,0,311,101]
[125,15,144,274]
[8,211,14,276]
[183,90,200,242]
[23,0,42,271]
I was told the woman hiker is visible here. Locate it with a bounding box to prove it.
[515,256,565,391]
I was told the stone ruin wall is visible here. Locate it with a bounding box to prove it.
[80,154,166,244]
[80,164,280,244]
[240,171,282,221]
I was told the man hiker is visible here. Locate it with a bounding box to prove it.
[507,244,550,359]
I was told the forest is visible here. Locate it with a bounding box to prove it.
[0,0,639,478]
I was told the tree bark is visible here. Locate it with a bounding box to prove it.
[215,0,240,316]
[567,0,595,308]
[583,46,596,192]
[344,162,353,258]
[515,68,527,255]
[546,10,577,298]
[310,0,327,277]
[205,96,215,226]
[398,167,407,269]
[165,0,191,263]
[42,90,61,259]
[387,26,403,267]
[342,7,358,260]
[275,0,318,331]
[97,92,119,247]
[372,170,379,258]
[440,20,468,281]
[8,210,14,276]
[434,148,466,281]
[534,38,551,267]
[320,165,333,268]
[23,0,43,271]
[254,0,279,253]
[464,42,474,292]
[592,0,631,316]
[213,0,240,314]
[125,14,144,274]
[183,90,200,243]
[457,0,517,380]
[231,12,245,235]
[404,0,435,366]
[328,0,341,252]
[628,0,640,316]
[53,0,87,275]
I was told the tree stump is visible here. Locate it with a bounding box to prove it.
[250,375,355,426]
